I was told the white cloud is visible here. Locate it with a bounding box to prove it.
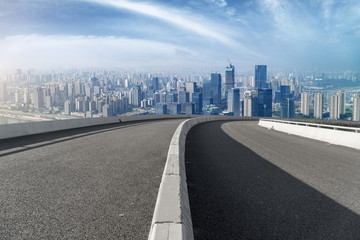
[0,35,205,71]
[83,0,235,46]
[206,0,227,8]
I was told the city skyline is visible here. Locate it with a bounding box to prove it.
[0,0,359,72]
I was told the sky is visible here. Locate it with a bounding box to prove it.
[0,0,359,72]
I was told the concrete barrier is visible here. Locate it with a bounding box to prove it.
[259,119,360,150]
[148,116,258,240]
[0,115,197,140]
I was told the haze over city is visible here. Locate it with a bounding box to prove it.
[1,0,360,72]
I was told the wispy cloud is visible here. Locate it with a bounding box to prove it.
[0,35,205,71]
[83,0,235,46]
[206,0,227,8]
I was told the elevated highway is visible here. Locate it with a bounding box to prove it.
[0,119,185,239]
[1,117,359,239]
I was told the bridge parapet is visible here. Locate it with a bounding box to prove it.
[259,118,360,149]
[0,115,198,140]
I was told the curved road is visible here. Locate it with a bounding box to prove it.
[186,121,360,240]
[0,119,184,239]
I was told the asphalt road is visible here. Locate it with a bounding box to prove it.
[185,121,360,240]
[0,119,184,240]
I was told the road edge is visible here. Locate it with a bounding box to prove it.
[148,116,258,240]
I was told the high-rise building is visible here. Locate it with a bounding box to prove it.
[314,93,323,119]
[202,80,213,107]
[300,92,310,116]
[255,65,267,89]
[184,103,195,115]
[186,82,197,94]
[210,73,221,104]
[353,93,360,121]
[0,82,7,102]
[169,103,181,115]
[24,88,30,104]
[337,90,346,115]
[33,87,44,109]
[178,90,189,113]
[103,104,112,117]
[225,64,235,93]
[243,90,258,117]
[280,85,291,101]
[258,88,272,117]
[64,101,71,115]
[45,95,52,109]
[280,98,295,118]
[131,86,142,107]
[155,102,167,115]
[330,95,339,120]
[186,82,197,102]
[203,74,221,107]
[152,77,159,91]
[227,88,240,116]
[192,92,202,114]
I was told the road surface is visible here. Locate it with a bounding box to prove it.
[0,119,184,239]
[185,121,360,240]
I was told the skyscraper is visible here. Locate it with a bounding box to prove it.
[33,87,44,109]
[258,88,272,117]
[152,77,159,91]
[301,92,310,116]
[225,64,235,93]
[280,85,291,100]
[155,102,167,115]
[227,88,240,116]
[243,90,258,117]
[186,82,197,102]
[192,92,202,115]
[353,93,360,121]
[211,73,221,104]
[131,86,142,107]
[280,98,295,118]
[169,103,181,115]
[0,82,7,102]
[330,95,339,120]
[337,90,346,115]
[255,65,267,89]
[203,74,221,107]
[314,93,323,119]
[103,104,112,117]
[64,101,71,115]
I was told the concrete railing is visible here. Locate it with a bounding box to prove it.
[259,118,360,149]
[0,115,198,140]
[148,116,258,240]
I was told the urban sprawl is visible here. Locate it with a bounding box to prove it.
[0,65,359,122]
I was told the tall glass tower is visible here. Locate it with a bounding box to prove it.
[255,65,267,89]
[228,88,240,116]
[210,73,221,104]
[225,64,235,93]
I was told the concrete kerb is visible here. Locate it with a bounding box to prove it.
[0,115,197,140]
[148,116,259,240]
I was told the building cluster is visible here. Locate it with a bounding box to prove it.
[300,90,360,121]
[0,67,359,121]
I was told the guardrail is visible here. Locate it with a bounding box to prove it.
[259,118,360,149]
[148,116,259,240]
[0,115,199,140]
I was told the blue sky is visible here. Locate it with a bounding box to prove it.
[0,0,359,72]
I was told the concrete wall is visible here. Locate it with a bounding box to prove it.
[148,116,258,240]
[259,119,360,150]
[0,115,197,140]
